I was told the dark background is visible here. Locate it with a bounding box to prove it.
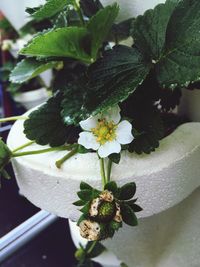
[0,46,101,265]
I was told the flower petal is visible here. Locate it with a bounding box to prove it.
[80,116,98,131]
[103,105,121,124]
[98,141,121,158]
[78,132,100,150]
[116,120,134,145]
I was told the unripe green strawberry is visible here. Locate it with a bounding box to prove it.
[96,201,116,223]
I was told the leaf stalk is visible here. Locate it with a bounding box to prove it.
[12,146,70,158]
[55,145,78,168]
[0,116,29,123]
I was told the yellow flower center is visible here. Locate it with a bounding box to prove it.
[92,118,117,145]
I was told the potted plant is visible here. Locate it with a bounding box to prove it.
[1,0,200,266]
[0,15,61,109]
[0,61,50,110]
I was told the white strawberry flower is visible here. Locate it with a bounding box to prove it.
[78,105,134,158]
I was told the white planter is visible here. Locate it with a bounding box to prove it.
[13,88,49,110]
[101,0,165,21]
[7,114,200,266]
[0,0,45,31]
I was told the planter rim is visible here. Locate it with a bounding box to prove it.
[7,117,200,180]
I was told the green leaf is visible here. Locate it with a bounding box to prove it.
[26,7,41,15]
[77,189,93,201]
[110,220,122,231]
[87,45,150,115]
[0,139,12,172]
[121,203,138,226]
[132,0,178,61]
[129,203,143,213]
[30,0,71,21]
[131,0,200,87]
[119,71,165,155]
[77,145,90,154]
[73,200,86,206]
[92,189,101,198]
[126,199,137,205]
[156,0,200,87]
[80,201,91,213]
[121,263,129,267]
[86,241,106,258]
[52,62,87,92]
[129,109,164,154]
[61,76,88,125]
[20,27,92,64]
[107,227,115,238]
[0,62,15,82]
[61,45,150,125]
[127,199,143,213]
[108,153,121,164]
[119,182,136,201]
[87,3,119,59]
[0,139,11,186]
[10,58,61,84]
[24,93,72,147]
[104,181,118,195]
[80,181,93,191]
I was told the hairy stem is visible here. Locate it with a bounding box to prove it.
[0,116,28,123]
[87,241,98,254]
[12,141,35,153]
[73,0,85,26]
[55,146,78,168]
[107,159,113,182]
[12,146,69,158]
[100,158,107,187]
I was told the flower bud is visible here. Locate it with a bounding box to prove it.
[96,201,116,223]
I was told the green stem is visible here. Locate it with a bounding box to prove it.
[12,146,69,158]
[0,116,29,123]
[55,146,78,168]
[87,241,98,255]
[12,141,35,153]
[100,158,107,188]
[107,159,112,182]
[73,0,85,26]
